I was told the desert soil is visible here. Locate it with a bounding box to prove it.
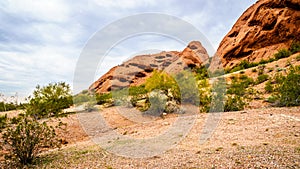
[32,106,300,169]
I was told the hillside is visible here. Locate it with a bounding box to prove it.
[90,41,209,94]
[214,0,300,69]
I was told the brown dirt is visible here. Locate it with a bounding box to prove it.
[36,106,300,168]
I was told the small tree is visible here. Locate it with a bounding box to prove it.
[27,82,73,118]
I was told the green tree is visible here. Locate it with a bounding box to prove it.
[27,82,73,118]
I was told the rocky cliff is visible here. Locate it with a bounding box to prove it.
[216,0,300,68]
[90,41,209,93]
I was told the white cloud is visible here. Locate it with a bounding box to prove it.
[0,0,258,99]
[1,0,70,22]
[93,0,156,9]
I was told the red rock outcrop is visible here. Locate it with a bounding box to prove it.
[90,41,209,93]
[216,0,300,68]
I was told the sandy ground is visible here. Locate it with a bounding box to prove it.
[27,106,300,168]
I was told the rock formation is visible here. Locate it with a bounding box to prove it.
[216,0,300,68]
[90,41,209,93]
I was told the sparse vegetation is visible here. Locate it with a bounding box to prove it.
[0,114,61,168]
[96,92,112,105]
[0,114,8,131]
[0,82,72,168]
[289,41,300,54]
[264,80,273,93]
[296,54,300,61]
[274,49,292,60]
[276,65,300,106]
[194,65,209,80]
[225,75,254,111]
[225,94,245,112]
[225,42,300,74]
[256,74,269,84]
[73,93,94,105]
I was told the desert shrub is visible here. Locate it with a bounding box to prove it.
[0,114,61,167]
[227,75,254,96]
[73,93,93,105]
[198,79,212,112]
[296,54,300,61]
[146,90,167,116]
[95,92,112,105]
[145,70,180,101]
[290,41,300,54]
[257,65,266,75]
[258,59,268,65]
[274,49,292,60]
[26,82,73,118]
[84,101,97,112]
[252,68,257,73]
[209,78,226,112]
[224,95,246,112]
[264,80,273,93]
[174,71,199,104]
[129,85,148,96]
[0,102,18,112]
[0,114,8,131]
[194,65,209,80]
[228,60,259,73]
[276,66,300,106]
[266,96,277,103]
[145,70,177,91]
[256,74,269,84]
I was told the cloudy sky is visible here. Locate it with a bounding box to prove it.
[0,0,257,100]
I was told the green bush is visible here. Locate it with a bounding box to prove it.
[296,54,300,61]
[146,90,167,116]
[145,70,178,91]
[128,85,148,96]
[0,102,18,112]
[264,80,273,93]
[266,96,278,103]
[194,65,209,80]
[274,49,292,60]
[26,82,73,118]
[276,66,300,106]
[73,93,94,105]
[0,114,8,131]
[224,95,246,112]
[290,41,300,54]
[174,71,199,104]
[228,60,259,73]
[145,70,180,101]
[256,74,269,84]
[96,92,112,105]
[227,75,254,96]
[0,114,61,167]
[209,78,226,112]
